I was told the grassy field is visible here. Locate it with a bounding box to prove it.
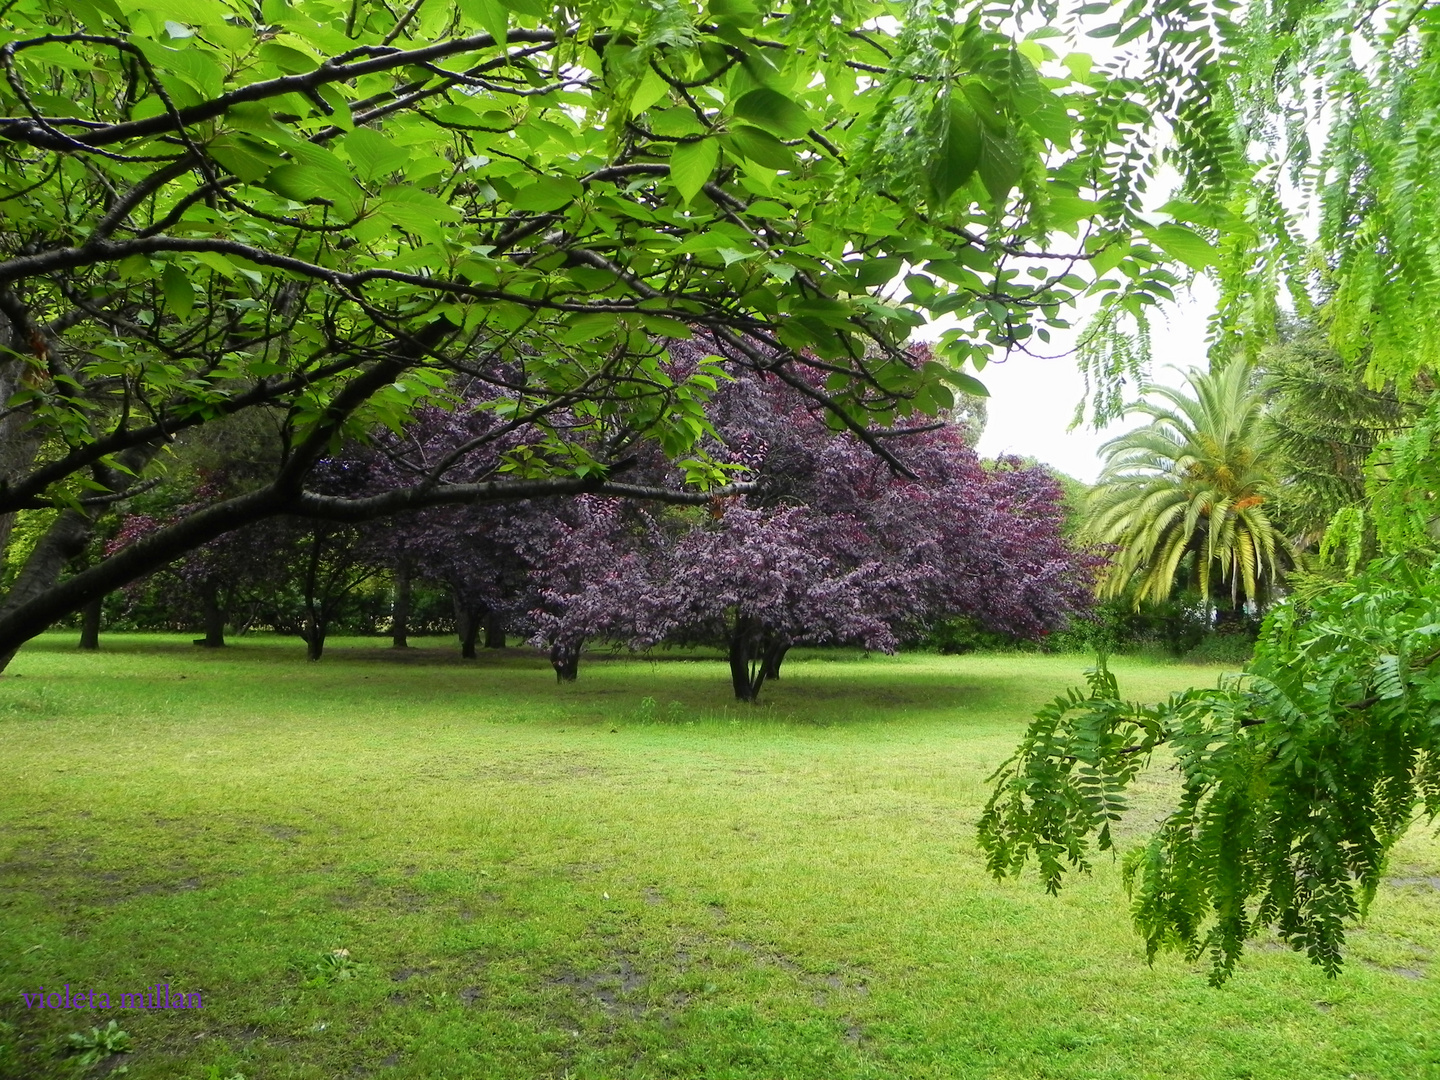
[1,635,1437,1080]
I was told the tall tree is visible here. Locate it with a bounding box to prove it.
[1084,362,1293,613]
[0,0,1231,665]
[527,495,671,682]
[1258,324,1426,563]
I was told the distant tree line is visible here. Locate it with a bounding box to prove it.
[22,341,1094,702]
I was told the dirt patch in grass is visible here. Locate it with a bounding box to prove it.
[1386,874,1440,891]
[549,954,648,1018]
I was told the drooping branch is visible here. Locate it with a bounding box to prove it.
[0,28,566,150]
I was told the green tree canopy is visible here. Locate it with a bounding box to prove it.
[1258,324,1426,565]
[0,0,1222,661]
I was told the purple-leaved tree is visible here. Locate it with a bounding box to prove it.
[528,340,1096,701]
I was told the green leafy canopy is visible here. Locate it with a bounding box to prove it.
[0,0,1233,653]
[0,0,1225,498]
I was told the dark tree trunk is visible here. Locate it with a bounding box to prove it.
[483,609,506,649]
[391,559,412,649]
[0,507,93,670]
[728,616,771,702]
[194,579,226,647]
[551,639,580,681]
[303,617,327,661]
[301,529,325,661]
[0,311,45,584]
[762,642,790,681]
[729,631,754,701]
[78,596,101,650]
[458,609,481,659]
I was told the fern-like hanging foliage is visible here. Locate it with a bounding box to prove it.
[1216,0,1440,383]
[1084,362,1293,609]
[979,555,1440,984]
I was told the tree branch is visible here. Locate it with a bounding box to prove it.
[0,29,566,150]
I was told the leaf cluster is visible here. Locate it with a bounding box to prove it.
[980,554,1440,983]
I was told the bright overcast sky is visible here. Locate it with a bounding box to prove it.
[953,279,1219,483]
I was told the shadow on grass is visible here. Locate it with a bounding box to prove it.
[9,633,1074,730]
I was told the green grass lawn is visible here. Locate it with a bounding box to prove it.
[1,635,1437,1080]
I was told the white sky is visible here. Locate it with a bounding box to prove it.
[960,279,1218,484]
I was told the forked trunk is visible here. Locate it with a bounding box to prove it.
[729,616,775,703]
[303,618,327,662]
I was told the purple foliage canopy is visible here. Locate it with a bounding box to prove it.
[109,338,1095,695]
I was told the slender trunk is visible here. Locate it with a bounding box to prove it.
[550,639,580,682]
[729,630,753,701]
[78,596,101,650]
[195,579,226,647]
[483,609,506,649]
[302,528,324,661]
[391,559,412,649]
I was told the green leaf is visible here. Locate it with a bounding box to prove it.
[630,66,669,117]
[928,97,982,204]
[651,108,702,137]
[641,314,693,337]
[458,0,508,45]
[942,369,990,397]
[207,134,283,182]
[342,128,410,183]
[373,187,461,244]
[853,256,902,288]
[716,246,757,265]
[266,164,344,204]
[258,42,315,74]
[191,251,238,279]
[316,84,353,130]
[161,263,194,319]
[669,138,719,203]
[977,128,1022,205]
[1145,225,1218,272]
[725,125,794,169]
[511,175,584,212]
[732,88,810,139]
[709,0,760,26]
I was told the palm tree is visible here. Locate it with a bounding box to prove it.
[1085,362,1294,612]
